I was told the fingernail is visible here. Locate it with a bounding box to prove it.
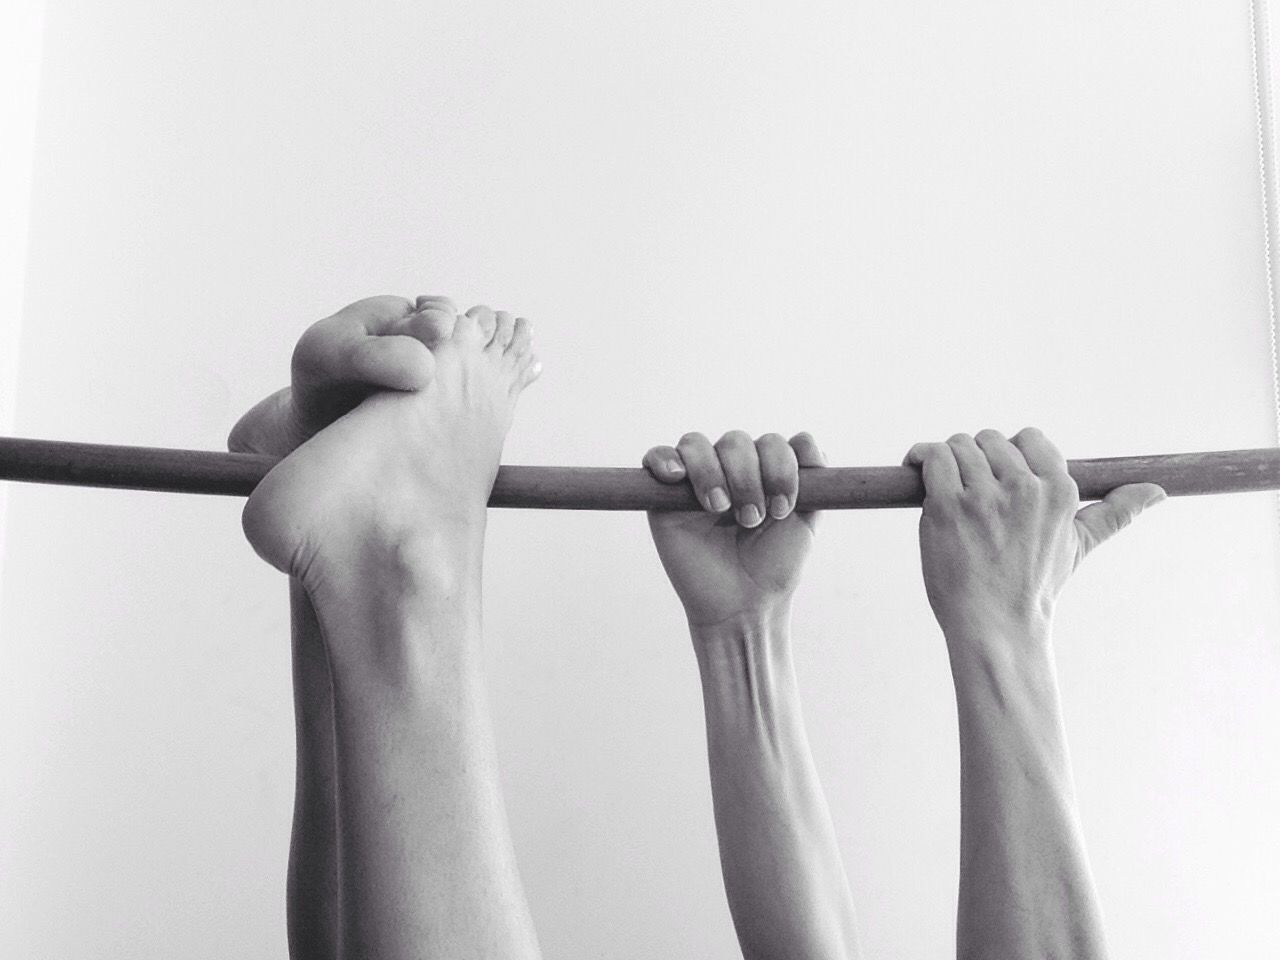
[707,487,731,512]
[663,459,684,476]
[769,495,790,519]
[738,504,762,527]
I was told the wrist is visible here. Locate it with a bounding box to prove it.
[691,609,795,691]
[943,619,1059,702]
[938,601,1052,653]
[690,605,792,659]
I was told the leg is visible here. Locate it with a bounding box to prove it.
[286,579,341,958]
[242,305,541,957]
[228,294,461,957]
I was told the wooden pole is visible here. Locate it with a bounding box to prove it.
[1,436,1278,510]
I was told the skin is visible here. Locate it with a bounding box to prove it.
[230,301,1160,958]
[230,294,540,960]
[904,428,1165,960]
[644,431,861,960]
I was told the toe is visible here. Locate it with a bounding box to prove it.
[488,310,516,352]
[506,316,533,358]
[461,304,497,343]
[510,353,542,394]
[336,296,416,334]
[415,294,457,316]
[399,306,456,348]
[348,335,436,390]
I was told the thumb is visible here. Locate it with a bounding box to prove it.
[1073,482,1166,563]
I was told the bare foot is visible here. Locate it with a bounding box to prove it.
[227,294,461,457]
[240,304,541,596]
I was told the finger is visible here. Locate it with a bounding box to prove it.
[790,432,826,528]
[790,431,827,469]
[946,433,995,488]
[1073,483,1167,561]
[1011,426,1078,503]
[904,441,963,498]
[1010,426,1068,477]
[642,444,687,484]
[715,430,766,528]
[756,433,799,520]
[677,432,732,514]
[488,310,516,352]
[974,428,1032,480]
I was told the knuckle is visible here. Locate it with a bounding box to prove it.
[962,482,999,508]
[1047,474,1079,504]
[756,431,787,448]
[1008,473,1039,496]
[975,428,1004,444]
[947,432,973,446]
[677,431,708,450]
[926,491,960,518]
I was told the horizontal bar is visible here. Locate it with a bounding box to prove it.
[0,436,1278,509]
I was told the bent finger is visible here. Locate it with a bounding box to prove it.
[904,441,963,499]
[1011,426,1068,478]
[677,432,732,514]
[715,430,766,528]
[642,445,687,484]
[974,428,1032,481]
[757,433,799,520]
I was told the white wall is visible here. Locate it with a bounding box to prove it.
[0,0,47,928]
[0,0,47,613]
[3,1,1280,957]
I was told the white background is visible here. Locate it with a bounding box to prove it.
[3,1,1280,957]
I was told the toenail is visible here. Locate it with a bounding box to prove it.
[738,504,762,527]
[707,487,731,512]
[769,495,790,519]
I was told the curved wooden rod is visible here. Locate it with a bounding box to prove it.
[0,436,1278,509]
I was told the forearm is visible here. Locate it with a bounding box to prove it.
[693,613,859,960]
[307,537,538,960]
[946,623,1107,960]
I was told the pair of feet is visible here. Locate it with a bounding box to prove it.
[230,295,542,595]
